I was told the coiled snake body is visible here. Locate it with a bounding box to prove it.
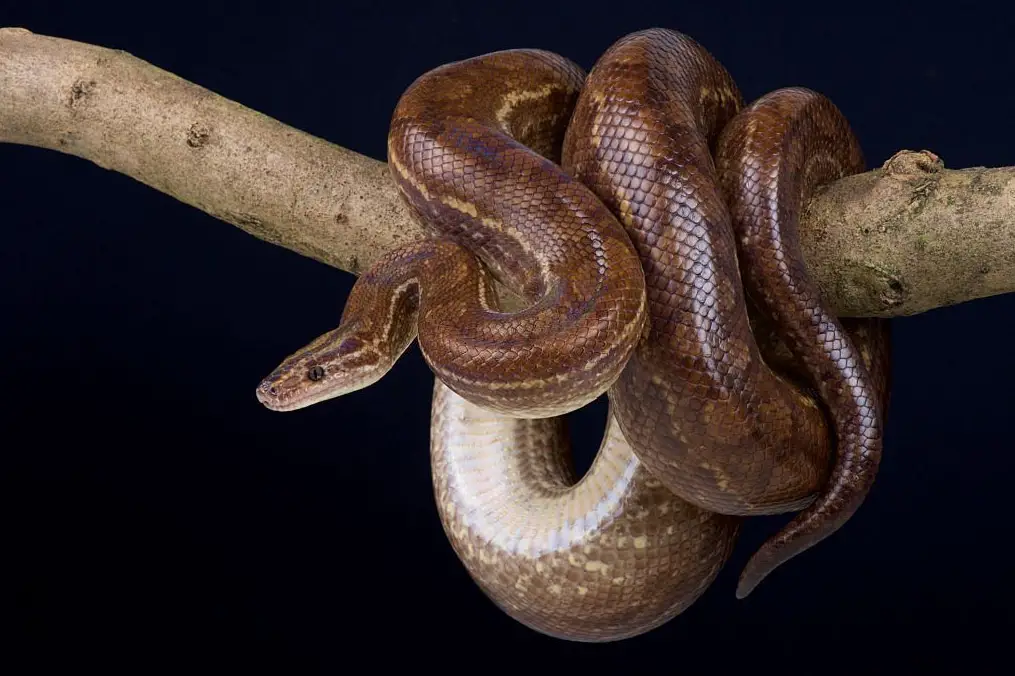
[258,28,890,641]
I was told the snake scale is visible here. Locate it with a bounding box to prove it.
[257,28,891,642]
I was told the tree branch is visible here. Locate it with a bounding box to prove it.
[3,27,1013,318]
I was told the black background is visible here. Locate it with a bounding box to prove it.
[4,1,1014,672]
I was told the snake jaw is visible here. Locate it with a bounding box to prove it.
[255,328,392,412]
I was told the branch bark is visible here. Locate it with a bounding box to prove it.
[3,27,1014,318]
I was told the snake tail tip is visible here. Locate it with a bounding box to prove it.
[734,576,760,600]
[734,555,776,600]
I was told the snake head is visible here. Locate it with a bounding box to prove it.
[256,325,391,412]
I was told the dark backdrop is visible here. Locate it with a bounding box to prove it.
[4,1,1013,672]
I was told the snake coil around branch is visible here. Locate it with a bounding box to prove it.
[255,28,891,641]
[4,27,1015,319]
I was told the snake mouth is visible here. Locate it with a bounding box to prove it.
[255,379,281,410]
[255,375,353,412]
[255,378,303,412]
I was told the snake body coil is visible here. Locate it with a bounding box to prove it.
[258,28,891,640]
[564,29,887,595]
[258,49,647,418]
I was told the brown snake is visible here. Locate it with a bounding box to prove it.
[257,28,891,641]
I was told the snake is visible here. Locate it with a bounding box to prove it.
[256,28,891,640]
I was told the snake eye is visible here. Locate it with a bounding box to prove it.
[307,365,326,382]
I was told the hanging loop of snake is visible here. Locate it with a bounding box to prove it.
[257,27,891,642]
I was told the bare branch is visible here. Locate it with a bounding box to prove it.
[0,27,420,276]
[3,27,1013,317]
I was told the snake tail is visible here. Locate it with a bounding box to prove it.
[715,87,889,597]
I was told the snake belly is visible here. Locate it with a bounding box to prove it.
[431,380,738,642]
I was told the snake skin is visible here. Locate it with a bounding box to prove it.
[385,49,648,418]
[562,29,888,592]
[564,29,831,514]
[258,28,892,639]
[714,88,889,595]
